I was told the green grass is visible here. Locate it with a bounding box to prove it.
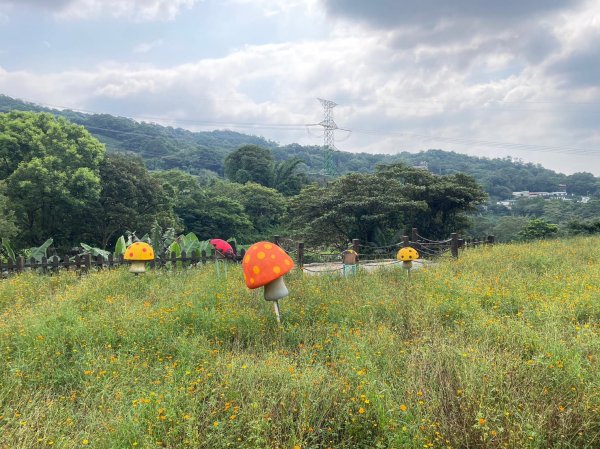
[1,237,599,448]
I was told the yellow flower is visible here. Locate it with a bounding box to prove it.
[478,418,486,426]
[213,421,220,427]
[399,404,408,412]
[82,439,90,445]
[358,407,365,414]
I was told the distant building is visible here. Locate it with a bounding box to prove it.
[413,161,429,171]
[512,191,567,199]
[496,200,515,209]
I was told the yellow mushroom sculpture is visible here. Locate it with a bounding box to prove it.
[242,241,294,323]
[396,246,419,271]
[124,242,155,274]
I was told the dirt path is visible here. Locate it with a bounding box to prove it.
[301,259,429,275]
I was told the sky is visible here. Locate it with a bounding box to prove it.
[1,0,600,175]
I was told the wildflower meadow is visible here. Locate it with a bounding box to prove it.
[1,236,599,448]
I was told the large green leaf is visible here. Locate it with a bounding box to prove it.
[28,238,53,262]
[80,243,111,260]
[1,238,16,261]
[114,236,127,257]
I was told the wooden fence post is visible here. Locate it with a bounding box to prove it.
[273,235,281,247]
[51,255,60,273]
[487,235,495,245]
[450,233,459,258]
[411,227,418,243]
[62,255,71,271]
[297,242,304,269]
[402,235,409,248]
[181,251,188,269]
[201,250,207,264]
[16,256,24,273]
[352,239,360,254]
[84,254,92,272]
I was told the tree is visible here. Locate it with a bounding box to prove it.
[376,164,488,238]
[0,111,105,247]
[0,181,18,241]
[566,172,599,196]
[187,195,254,242]
[224,145,274,187]
[88,154,178,248]
[492,216,529,242]
[154,171,256,242]
[287,173,426,245]
[272,158,309,196]
[518,218,559,241]
[567,219,600,235]
[214,181,287,238]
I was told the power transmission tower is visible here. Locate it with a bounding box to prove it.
[317,98,339,176]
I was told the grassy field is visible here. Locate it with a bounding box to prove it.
[1,237,599,448]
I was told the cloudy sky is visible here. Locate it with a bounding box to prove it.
[1,0,599,175]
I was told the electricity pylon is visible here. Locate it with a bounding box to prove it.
[317,98,339,176]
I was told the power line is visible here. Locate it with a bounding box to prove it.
[8,96,599,157]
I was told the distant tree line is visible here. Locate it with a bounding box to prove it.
[1,111,490,254]
[2,94,598,201]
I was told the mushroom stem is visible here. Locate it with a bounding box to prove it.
[263,276,289,301]
[129,261,147,274]
[273,301,281,324]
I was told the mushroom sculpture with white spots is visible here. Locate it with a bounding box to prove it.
[242,241,294,323]
[124,242,155,274]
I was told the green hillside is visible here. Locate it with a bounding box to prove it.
[1,236,598,448]
[2,94,597,198]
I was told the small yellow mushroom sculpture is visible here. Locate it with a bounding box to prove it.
[396,246,420,274]
[124,242,155,274]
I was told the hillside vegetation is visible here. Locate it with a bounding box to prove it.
[1,237,599,448]
[2,94,598,198]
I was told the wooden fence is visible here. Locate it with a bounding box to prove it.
[0,249,246,278]
[1,229,494,277]
[276,229,495,268]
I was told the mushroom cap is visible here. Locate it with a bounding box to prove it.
[124,242,155,261]
[210,238,234,254]
[397,246,419,261]
[242,241,294,289]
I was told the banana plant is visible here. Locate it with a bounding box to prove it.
[79,243,111,261]
[23,238,54,263]
[1,238,16,262]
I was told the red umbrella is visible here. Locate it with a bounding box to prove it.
[210,239,235,256]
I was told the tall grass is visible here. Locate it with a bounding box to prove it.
[1,237,599,448]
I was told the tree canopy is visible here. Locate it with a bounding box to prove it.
[288,164,486,246]
[0,111,105,246]
[224,145,275,187]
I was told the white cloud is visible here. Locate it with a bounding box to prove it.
[133,39,164,53]
[228,0,320,17]
[0,0,200,21]
[1,0,599,174]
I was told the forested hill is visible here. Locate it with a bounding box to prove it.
[1,94,598,198]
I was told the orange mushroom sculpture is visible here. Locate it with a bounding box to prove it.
[124,242,155,274]
[242,241,294,323]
